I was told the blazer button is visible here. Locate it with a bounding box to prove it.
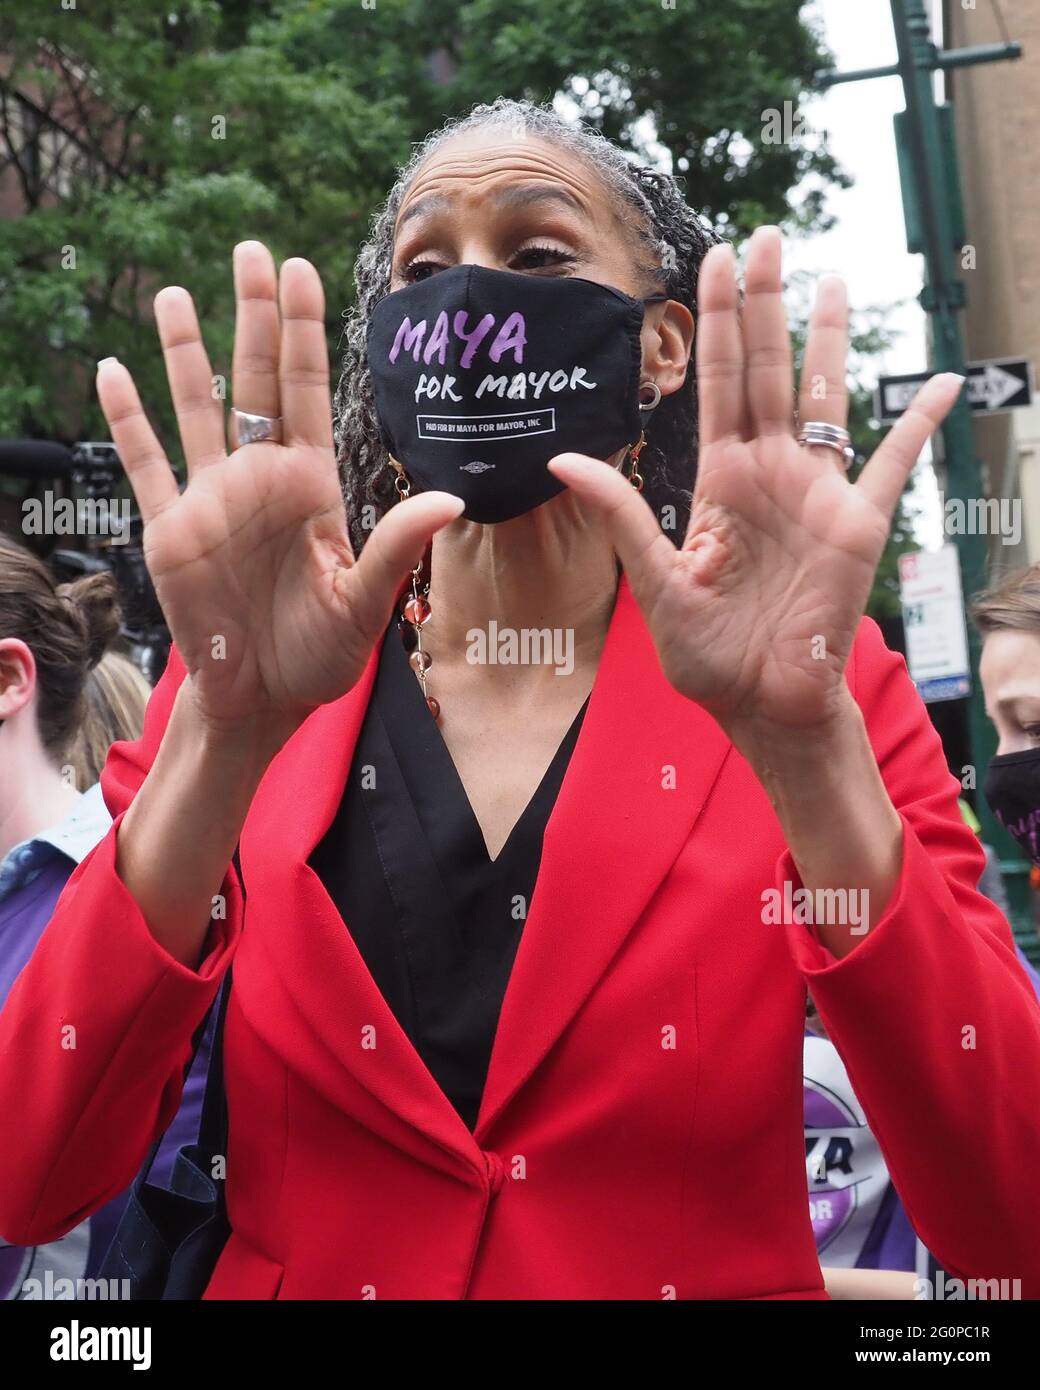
[482,1150,506,1196]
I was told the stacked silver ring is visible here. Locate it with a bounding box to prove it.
[796,421,855,470]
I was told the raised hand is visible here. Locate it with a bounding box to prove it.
[549,226,963,745]
[96,242,462,741]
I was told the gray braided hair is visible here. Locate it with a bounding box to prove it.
[333,96,724,554]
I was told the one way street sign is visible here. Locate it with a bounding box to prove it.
[875,357,1034,424]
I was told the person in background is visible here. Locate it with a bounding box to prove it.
[69,650,152,791]
[975,564,1040,893]
[0,534,203,1299]
[0,536,121,984]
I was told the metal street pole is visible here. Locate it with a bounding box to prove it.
[818,3,1032,945]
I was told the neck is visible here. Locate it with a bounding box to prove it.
[426,490,620,678]
[0,725,80,863]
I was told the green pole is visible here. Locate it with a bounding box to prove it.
[890,0,1033,951]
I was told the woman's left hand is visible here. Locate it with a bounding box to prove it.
[549,226,963,751]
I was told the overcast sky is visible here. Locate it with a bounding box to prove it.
[788,1,930,375]
[789,0,942,539]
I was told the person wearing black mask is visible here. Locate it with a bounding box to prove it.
[3,96,1040,1303]
[976,566,1040,869]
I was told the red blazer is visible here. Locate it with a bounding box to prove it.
[2,577,1040,1300]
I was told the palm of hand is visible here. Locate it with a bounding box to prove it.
[140,442,358,723]
[650,432,889,731]
[550,227,963,740]
[96,242,461,737]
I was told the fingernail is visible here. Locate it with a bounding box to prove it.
[96,356,118,369]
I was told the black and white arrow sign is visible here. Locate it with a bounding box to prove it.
[875,357,1033,424]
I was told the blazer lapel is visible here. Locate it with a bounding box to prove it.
[238,577,733,1159]
[238,634,477,1170]
[475,575,734,1139]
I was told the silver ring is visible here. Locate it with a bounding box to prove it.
[796,421,855,470]
[230,408,283,449]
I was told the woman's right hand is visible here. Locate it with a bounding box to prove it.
[96,240,461,744]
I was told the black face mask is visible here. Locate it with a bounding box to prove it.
[366,264,666,523]
[984,747,1040,864]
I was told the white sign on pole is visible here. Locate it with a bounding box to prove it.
[875,357,1034,423]
[898,545,971,703]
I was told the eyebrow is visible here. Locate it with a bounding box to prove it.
[396,182,588,232]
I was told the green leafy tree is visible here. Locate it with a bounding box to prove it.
[1,0,842,453]
[0,0,409,446]
[275,0,845,234]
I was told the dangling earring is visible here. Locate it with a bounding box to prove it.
[389,455,439,720]
[626,381,661,492]
[626,433,647,492]
[389,453,412,500]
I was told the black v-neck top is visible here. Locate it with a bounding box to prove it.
[308,624,589,1131]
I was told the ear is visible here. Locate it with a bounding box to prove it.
[0,638,37,721]
[640,300,694,399]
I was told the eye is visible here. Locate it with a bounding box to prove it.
[510,242,577,273]
[1024,724,1040,745]
[397,240,579,285]
[400,256,446,284]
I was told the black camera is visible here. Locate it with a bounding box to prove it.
[0,438,170,685]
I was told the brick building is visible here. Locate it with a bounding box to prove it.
[943,0,1040,571]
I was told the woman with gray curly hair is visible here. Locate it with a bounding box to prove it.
[2,97,1039,1302]
[334,99,718,557]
